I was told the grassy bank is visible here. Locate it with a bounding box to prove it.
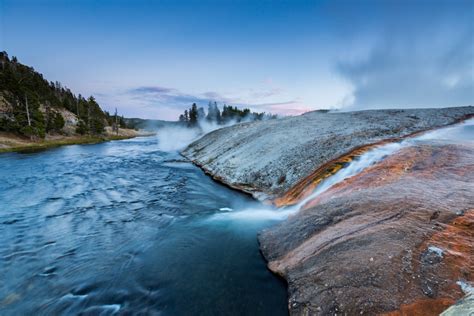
[0,134,138,153]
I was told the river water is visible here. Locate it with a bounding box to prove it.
[0,137,288,315]
[2,119,472,315]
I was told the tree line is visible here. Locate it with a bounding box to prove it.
[178,101,276,126]
[0,51,128,139]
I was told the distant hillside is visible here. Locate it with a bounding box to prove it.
[0,51,128,139]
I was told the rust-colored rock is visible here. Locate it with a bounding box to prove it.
[259,143,474,315]
[273,143,381,207]
[382,297,455,316]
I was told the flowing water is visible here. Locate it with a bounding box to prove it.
[1,119,472,315]
[293,118,474,211]
[0,137,288,315]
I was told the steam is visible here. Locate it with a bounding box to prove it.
[156,118,241,152]
[156,126,201,151]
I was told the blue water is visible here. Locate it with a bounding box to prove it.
[0,137,288,315]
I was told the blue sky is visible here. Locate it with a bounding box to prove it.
[1,0,473,120]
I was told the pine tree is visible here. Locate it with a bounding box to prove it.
[189,103,198,126]
[0,53,112,138]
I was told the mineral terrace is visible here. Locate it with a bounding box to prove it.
[182,106,473,203]
[182,106,474,315]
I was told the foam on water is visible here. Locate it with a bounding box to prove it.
[211,206,295,222]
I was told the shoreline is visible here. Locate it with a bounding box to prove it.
[0,131,154,154]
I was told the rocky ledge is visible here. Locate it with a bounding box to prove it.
[182,106,473,203]
[182,106,474,315]
[258,143,473,315]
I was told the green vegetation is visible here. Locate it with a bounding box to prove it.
[179,101,276,127]
[0,134,136,154]
[0,51,128,139]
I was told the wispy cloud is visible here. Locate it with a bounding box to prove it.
[201,91,235,104]
[123,84,305,117]
[127,85,222,109]
[131,86,174,94]
[249,88,283,99]
[249,100,311,115]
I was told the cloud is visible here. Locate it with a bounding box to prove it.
[249,88,283,99]
[124,84,304,118]
[250,100,311,115]
[128,85,225,109]
[201,91,235,103]
[336,27,473,110]
[131,86,174,94]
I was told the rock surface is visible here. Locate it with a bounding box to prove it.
[258,143,474,315]
[182,107,473,202]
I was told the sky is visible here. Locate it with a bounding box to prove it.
[1,0,473,120]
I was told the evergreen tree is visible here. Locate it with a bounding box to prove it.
[189,103,198,126]
[86,96,105,134]
[176,101,276,128]
[0,52,112,138]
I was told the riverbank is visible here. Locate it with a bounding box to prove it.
[0,128,152,153]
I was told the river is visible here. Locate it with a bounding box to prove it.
[1,119,472,315]
[0,136,288,315]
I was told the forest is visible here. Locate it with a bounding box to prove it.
[0,51,127,139]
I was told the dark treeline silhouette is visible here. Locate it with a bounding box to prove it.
[178,101,276,127]
[0,51,128,139]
